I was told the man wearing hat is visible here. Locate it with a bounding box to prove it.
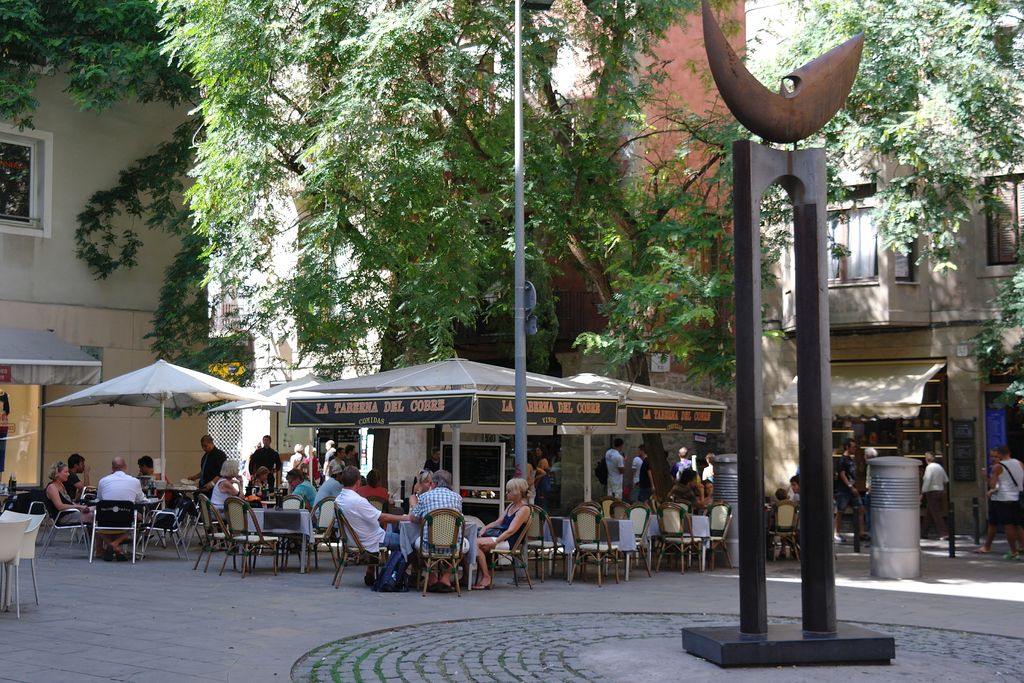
[313,458,346,509]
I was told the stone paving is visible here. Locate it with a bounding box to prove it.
[292,612,1024,683]
[0,534,1020,683]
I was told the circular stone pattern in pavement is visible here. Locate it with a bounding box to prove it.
[292,613,1024,683]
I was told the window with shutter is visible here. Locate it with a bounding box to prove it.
[987,177,1022,266]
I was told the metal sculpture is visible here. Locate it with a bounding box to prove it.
[681,1,895,667]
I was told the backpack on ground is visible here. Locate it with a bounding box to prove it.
[596,458,609,486]
[372,550,409,593]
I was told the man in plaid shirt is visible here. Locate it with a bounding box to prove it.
[409,469,464,592]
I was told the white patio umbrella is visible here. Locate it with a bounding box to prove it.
[206,374,324,413]
[43,359,265,474]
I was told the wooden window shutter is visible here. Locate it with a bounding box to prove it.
[988,180,1020,265]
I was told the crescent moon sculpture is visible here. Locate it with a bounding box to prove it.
[701,0,864,144]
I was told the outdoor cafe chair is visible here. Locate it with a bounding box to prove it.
[609,500,629,520]
[194,494,229,573]
[597,496,617,518]
[39,504,88,557]
[626,503,653,577]
[309,498,340,570]
[0,517,30,618]
[221,496,279,578]
[281,495,305,510]
[0,511,44,614]
[89,500,138,564]
[486,513,532,591]
[769,500,800,561]
[141,499,191,560]
[366,496,389,513]
[656,502,697,574]
[418,507,466,596]
[569,505,620,587]
[332,507,387,589]
[525,505,561,581]
[707,502,733,569]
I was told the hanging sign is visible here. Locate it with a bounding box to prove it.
[625,404,726,432]
[289,393,474,427]
[476,395,618,426]
[0,366,10,382]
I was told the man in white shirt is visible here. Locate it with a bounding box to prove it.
[701,453,715,483]
[630,447,644,502]
[605,438,625,499]
[95,457,146,561]
[920,452,949,539]
[335,465,410,585]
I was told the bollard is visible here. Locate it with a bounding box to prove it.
[948,502,955,558]
[869,456,923,578]
[972,497,980,546]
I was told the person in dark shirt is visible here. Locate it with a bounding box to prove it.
[190,435,227,494]
[422,447,441,473]
[65,453,90,500]
[834,440,867,542]
[248,435,281,487]
[635,445,654,502]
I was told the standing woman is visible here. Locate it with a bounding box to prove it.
[533,448,552,510]
[472,478,531,590]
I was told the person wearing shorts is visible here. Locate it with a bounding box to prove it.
[834,441,867,542]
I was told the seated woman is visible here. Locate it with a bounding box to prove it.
[210,460,243,509]
[472,478,531,590]
[44,460,95,539]
[668,469,708,512]
[355,469,389,501]
[246,466,271,498]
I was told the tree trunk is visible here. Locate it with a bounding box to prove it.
[625,353,673,498]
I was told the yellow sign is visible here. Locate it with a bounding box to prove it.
[208,362,247,381]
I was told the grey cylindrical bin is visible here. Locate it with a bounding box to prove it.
[713,453,738,568]
[869,456,923,578]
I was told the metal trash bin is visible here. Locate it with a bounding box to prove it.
[712,454,738,568]
[869,456,923,578]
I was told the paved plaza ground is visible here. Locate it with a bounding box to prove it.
[0,535,1021,682]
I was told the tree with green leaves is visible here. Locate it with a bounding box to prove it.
[757,0,1024,401]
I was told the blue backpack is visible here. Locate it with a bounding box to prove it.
[372,550,409,593]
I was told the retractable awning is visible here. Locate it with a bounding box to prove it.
[771,361,945,419]
[0,327,102,385]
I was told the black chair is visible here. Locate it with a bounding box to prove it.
[89,500,138,564]
[141,499,192,560]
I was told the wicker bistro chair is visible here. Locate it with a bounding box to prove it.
[220,496,279,578]
[366,496,389,513]
[524,505,562,581]
[486,514,533,590]
[332,507,388,589]
[597,496,617,517]
[609,500,629,520]
[308,499,340,570]
[769,500,800,561]
[569,505,621,586]
[656,502,699,574]
[194,495,229,572]
[281,495,305,510]
[418,508,466,596]
[707,502,734,569]
[626,503,653,577]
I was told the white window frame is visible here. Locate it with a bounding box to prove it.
[0,123,52,238]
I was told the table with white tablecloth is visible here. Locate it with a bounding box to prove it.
[398,520,480,589]
[249,508,314,573]
[547,517,637,581]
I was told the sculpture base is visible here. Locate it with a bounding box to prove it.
[681,624,894,668]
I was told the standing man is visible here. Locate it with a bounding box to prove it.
[65,453,90,500]
[986,445,1022,560]
[422,447,441,473]
[920,452,949,540]
[248,435,282,487]
[191,435,227,494]
[605,438,625,499]
[634,445,654,502]
[630,446,645,502]
[834,439,867,543]
[670,447,690,481]
[701,453,715,483]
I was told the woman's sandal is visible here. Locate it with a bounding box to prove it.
[472,581,492,590]
[972,547,991,554]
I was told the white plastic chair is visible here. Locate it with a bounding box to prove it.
[0,518,30,618]
[0,512,44,607]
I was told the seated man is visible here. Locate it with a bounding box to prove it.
[312,459,345,509]
[407,469,465,592]
[96,457,146,561]
[286,469,318,508]
[335,466,410,585]
[668,469,708,511]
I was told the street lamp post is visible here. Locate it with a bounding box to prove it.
[513,0,551,477]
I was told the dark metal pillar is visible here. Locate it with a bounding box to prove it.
[732,140,767,635]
